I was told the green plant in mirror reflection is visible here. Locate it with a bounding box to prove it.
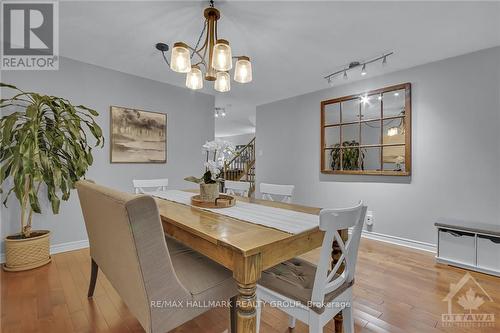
[330,141,365,171]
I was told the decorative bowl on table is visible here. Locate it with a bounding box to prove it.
[191,194,236,208]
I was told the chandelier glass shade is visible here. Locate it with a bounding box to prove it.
[214,71,230,92]
[234,56,252,83]
[212,39,232,71]
[164,2,252,92]
[170,42,191,73]
[186,65,203,90]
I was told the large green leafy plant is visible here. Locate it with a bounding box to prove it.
[330,140,365,171]
[0,83,104,238]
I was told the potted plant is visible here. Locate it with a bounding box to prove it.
[0,83,104,271]
[185,140,235,202]
[330,140,365,171]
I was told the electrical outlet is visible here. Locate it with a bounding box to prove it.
[366,211,374,226]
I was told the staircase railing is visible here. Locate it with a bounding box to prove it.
[223,137,256,192]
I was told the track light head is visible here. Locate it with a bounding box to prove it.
[361,64,367,76]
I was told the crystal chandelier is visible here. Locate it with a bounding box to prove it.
[156,0,252,92]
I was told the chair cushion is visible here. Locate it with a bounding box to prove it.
[170,245,234,296]
[259,257,354,313]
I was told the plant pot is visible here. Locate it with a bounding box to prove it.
[199,183,219,202]
[3,230,51,272]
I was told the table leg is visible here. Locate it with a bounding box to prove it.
[332,229,349,333]
[230,296,237,333]
[233,254,262,333]
[236,282,257,333]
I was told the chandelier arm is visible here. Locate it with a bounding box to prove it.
[160,51,170,67]
[195,30,208,54]
[200,39,209,65]
[215,19,218,41]
[186,45,206,64]
[193,60,207,70]
[191,20,208,59]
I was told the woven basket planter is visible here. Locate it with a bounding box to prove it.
[199,183,219,202]
[3,230,51,271]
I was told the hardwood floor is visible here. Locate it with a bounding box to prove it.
[1,238,499,333]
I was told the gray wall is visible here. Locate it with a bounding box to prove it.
[256,46,500,245]
[1,57,214,254]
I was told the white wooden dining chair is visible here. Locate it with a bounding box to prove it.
[260,183,295,203]
[224,180,251,197]
[256,201,367,333]
[133,178,169,194]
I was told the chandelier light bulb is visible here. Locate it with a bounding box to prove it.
[234,56,252,83]
[214,111,219,118]
[185,66,203,90]
[361,64,367,76]
[170,42,191,73]
[214,71,230,92]
[221,109,226,117]
[212,39,232,71]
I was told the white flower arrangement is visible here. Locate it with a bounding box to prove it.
[185,140,236,184]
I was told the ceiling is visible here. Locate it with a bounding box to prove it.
[55,1,500,136]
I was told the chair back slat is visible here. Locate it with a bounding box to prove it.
[133,178,169,194]
[260,183,295,203]
[224,180,251,197]
[310,202,367,304]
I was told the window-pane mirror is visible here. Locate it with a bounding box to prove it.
[361,121,381,146]
[361,94,381,120]
[341,99,359,123]
[324,102,340,125]
[321,83,411,176]
[324,126,340,147]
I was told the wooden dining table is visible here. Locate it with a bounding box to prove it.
[156,192,346,333]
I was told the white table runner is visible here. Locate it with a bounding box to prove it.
[148,190,319,234]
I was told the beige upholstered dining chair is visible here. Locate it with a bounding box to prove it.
[76,180,238,333]
[256,201,367,333]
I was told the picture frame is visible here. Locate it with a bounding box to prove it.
[110,106,167,163]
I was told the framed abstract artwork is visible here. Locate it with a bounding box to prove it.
[110,106,167,163]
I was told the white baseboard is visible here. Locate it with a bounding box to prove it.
[361,230,437,253]
[0,230,436,263]
[0,239,89,263]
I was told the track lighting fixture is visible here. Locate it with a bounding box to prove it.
[324,51,393,85]
[214,107,226,118]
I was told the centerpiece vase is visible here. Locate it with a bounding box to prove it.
[199,183,219,202]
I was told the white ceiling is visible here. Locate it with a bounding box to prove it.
[56,1,500,136]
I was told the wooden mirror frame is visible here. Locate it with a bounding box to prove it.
[320,83,411,176]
